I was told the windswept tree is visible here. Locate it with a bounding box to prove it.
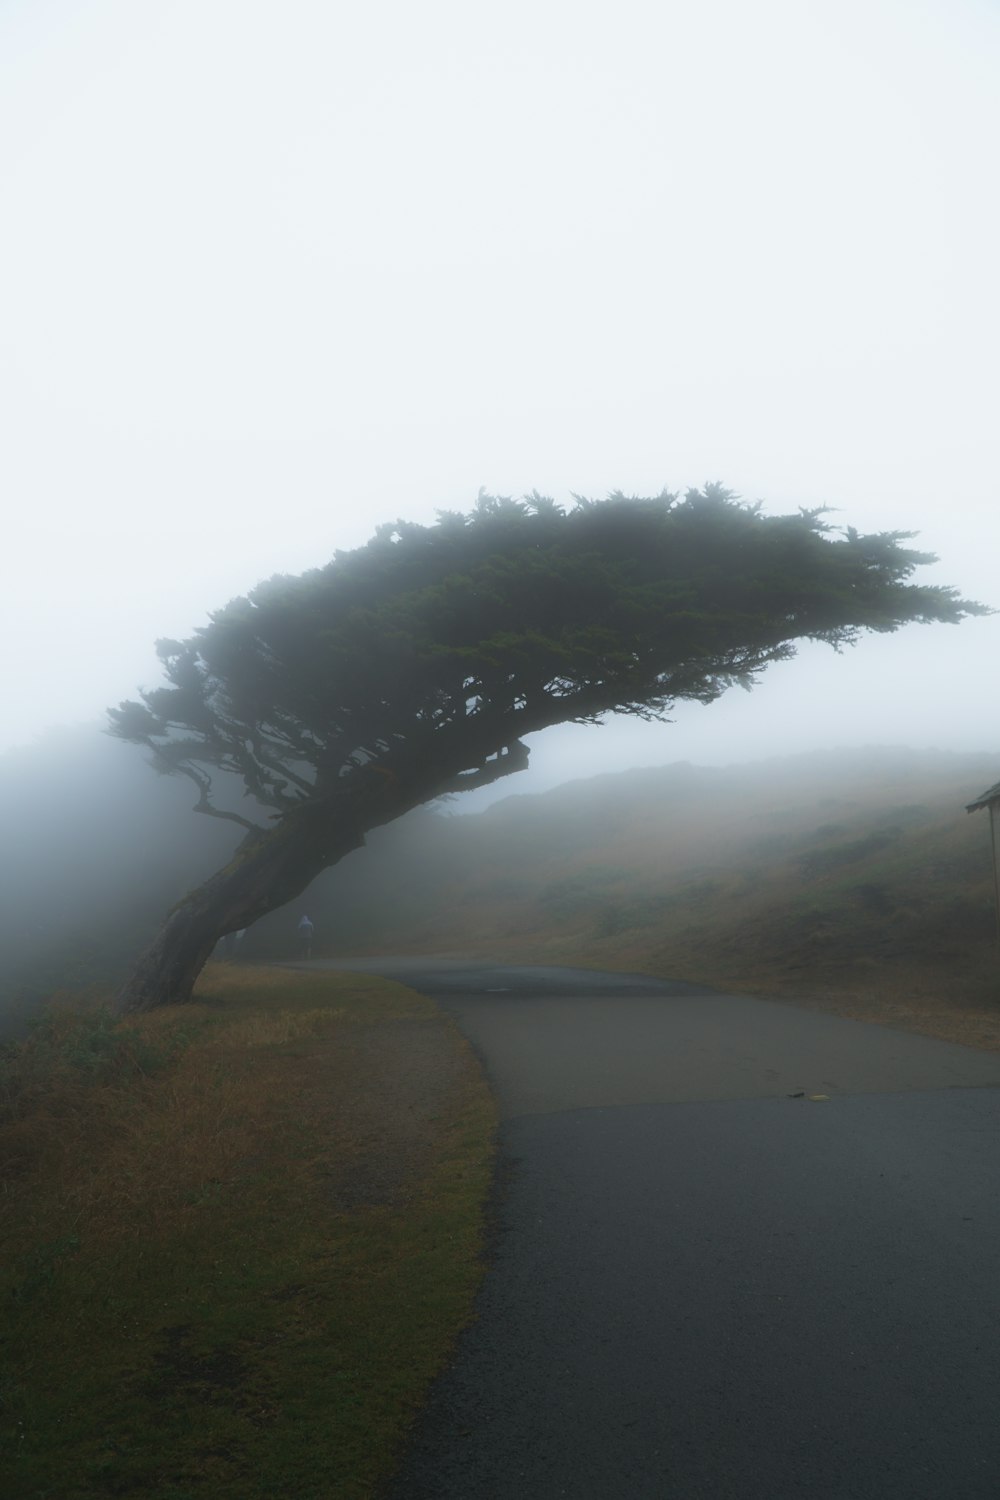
[110,485,986,1013]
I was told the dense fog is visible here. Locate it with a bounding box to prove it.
[2,0,998,769]
[0,729,240,1034]
[247,745,1000,955]
[1,1,999,1019]
[2,719,996,1036]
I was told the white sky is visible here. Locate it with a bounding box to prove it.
[2,0,998,795]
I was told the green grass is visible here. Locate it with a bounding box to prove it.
[0,966,496,1499]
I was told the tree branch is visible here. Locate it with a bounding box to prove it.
[435,740,531,795]
[162,755,267,833]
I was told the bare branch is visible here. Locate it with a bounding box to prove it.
[164,756,266,833]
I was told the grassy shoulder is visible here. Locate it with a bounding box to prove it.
[0,964,497,1500]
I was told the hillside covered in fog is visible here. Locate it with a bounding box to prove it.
[2,732,999,1036]
[248,747,1000,1019]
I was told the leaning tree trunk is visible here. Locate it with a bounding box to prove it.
[114,808,365,1015]
[114,734,533,1015]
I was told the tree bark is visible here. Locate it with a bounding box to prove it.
[113,808,365,1015]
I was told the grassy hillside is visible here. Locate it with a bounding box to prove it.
[285,748,1000,1043]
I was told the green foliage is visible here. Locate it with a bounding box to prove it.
[108,487,986,822]
[0,1000,190,1125]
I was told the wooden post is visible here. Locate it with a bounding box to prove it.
[991,802,1000,946]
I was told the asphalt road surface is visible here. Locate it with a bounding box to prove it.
[304,959,1000,1499]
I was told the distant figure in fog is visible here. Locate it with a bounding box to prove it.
[296,914,314,958]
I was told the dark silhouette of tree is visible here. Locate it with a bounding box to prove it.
[109,485,986,1012]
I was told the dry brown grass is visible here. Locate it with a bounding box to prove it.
[1,964,497,1499]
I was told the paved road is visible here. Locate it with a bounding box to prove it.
[304,959,1000,1498]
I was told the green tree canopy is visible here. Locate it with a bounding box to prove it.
[109,485,986,1012]
[110,486,980,827]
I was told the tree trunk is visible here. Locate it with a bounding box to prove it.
[114,810,365,1015]
[113,740,532,1015]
